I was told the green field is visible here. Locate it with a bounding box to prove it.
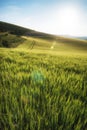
[0,22,87,130]
[0,46,87,130]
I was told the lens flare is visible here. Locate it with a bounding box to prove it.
[50,41,56,49]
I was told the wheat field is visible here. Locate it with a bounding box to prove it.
[0,47,87,130]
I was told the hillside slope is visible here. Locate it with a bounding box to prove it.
[0,21,57,40]
[0,21,87,52]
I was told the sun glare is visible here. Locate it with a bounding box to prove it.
[56,5,80,35]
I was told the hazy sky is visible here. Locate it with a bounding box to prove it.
[0,0,87,36]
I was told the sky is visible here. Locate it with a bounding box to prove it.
[0,0,87,36]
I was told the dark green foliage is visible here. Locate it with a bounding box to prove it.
[2,40,9,47]
[0,21,31,36]
[0,32,25,48]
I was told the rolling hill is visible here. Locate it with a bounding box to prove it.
[0,21,57,39]
[0,21,87,52]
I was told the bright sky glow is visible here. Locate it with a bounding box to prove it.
[53,4,83,36]
[0,0,87,36]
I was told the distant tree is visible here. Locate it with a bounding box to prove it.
[2,40,9,47]
[4,33,8,36]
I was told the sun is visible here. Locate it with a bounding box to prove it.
[56,5,80,35]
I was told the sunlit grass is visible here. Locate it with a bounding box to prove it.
[0,48,87,130]
[17,36,87,53]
